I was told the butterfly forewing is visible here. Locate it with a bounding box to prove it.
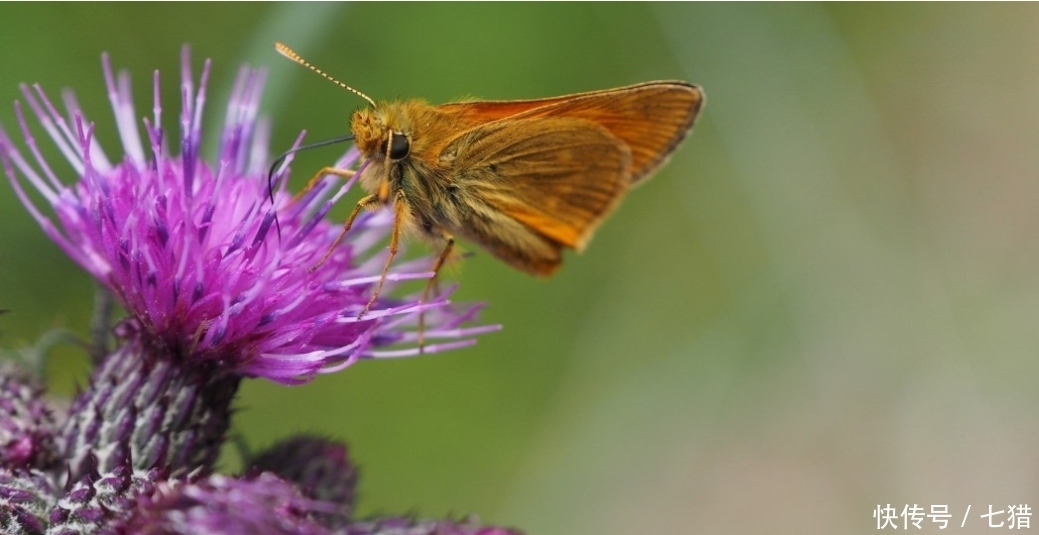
[444,116,631,275]
[438,81,703,185]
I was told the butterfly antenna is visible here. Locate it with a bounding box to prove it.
[275,42,377,109]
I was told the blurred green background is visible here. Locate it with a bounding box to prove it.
[3,3,1039,533]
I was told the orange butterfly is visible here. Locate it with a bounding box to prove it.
[277,42,704,317]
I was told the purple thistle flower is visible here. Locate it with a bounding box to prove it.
[108,473,331,535]
[0,46,520,535]
[48,459,164,535]
[248,436,357,528]
[343,517,523,535]
[0,46,496,385]
[0,467,56,534]
[57,334,240,482]
[0,361,60,471]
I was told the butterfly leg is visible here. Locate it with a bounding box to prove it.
[293,167,356,203]
[417,235,455,353]
[312,192,381,271]
[271,166,357,239]
[358,189,407,319]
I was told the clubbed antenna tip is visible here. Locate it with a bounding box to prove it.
[274,42,377,109]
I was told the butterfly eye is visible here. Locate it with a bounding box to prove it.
[389,132,410,160]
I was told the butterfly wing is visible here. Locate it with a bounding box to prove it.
[442,116,632,276]
[439,81,703,185]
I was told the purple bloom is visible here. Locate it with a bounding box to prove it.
[248,436,357,527]
[48,460,164,535]
[110,473,331,535]
[0,47,519,535]
[0,47,496,385]
[107,472,524,535]
[0,361,59,470]
[57,336,241,482]
[343,517,523,535]
[0,360,523,535]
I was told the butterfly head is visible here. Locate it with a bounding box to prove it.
[351,105,412,165]
[351,103,420,199]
